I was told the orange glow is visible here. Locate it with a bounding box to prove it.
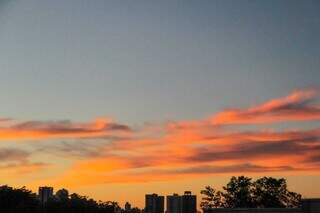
[0,89,320,205]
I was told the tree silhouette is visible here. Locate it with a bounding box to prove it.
[0,185,39,213]
[200,186,224,209]
[55,188,69,201]
[127,207,142,213]
[200,176,301,210]
[222,176,253,208]
[0,185,126,213]
[252,177,301,208]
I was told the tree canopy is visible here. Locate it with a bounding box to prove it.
[200,176,301,210]
[0,185,39,213]
[0,184,140,213]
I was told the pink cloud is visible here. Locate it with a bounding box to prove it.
[211,89,320,125]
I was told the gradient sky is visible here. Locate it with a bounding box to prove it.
[0,0,320,209]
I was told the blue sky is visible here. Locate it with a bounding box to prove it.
[0,0,319,125]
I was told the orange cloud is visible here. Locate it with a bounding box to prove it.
[211,89,320,125]
[0,117,131,140]
[48,126,319,185]
[2,89,320,186]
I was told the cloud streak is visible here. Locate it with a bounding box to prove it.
[0,118,131,140]
[0,148,48,174]
[52,127,320,185]
[211,89,320,125]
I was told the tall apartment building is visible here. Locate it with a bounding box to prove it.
[167,193,182,213]
[38,186,53,203]
[181,191,197,213]
[166,191,196,213]
[145,193,164,213]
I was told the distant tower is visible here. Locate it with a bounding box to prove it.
[181,191,197,213]
[167,193,182,213]
[125,202,132,212]
[145,193,164,213]
[39,186,53,203]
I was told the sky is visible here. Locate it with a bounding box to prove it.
[0,0,320,208]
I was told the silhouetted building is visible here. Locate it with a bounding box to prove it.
[181,191,196,213]
[302,199,320,213]
[166,191,196,213]
[145,194,164,213]
[125,202,132,212]
[167,193,182,213]
[39,186,53,203]
[204,199,320,213]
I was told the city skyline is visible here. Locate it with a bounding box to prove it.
[0,0,319,209]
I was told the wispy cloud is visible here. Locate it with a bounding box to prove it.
[211,88,320,125]
[0,148,29,161]
[51,127,320,185]
[0,148,48,174]
[0,117,131,140]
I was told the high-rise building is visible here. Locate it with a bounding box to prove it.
[145,193,164,213]
[167,193,182,213]
[181,191,197,213]
[166,191,196,213]
[39,186,53,203]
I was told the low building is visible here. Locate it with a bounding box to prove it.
[302,199,320,213]
[38,186,53,203]
[203,199,320,213]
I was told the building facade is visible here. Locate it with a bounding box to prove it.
[181,191,197,213]
[167,193,182,213]
[38,186,53,203]
[145,194,164,213]
[166,191,197,213]
[204,199,320,213]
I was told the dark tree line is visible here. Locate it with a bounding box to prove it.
[200,176,302,210]
[0,185,141,213]
[0,176,302,212]
[0,185,39,213]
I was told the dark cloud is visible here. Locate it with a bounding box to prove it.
[106,123,132,131]
[303,155,320,164]
[0,148,29,162]
[172,163,298,174]
[0,118,11,122]
[126,163,300,177]
[35,141,103,159]
[0,148,48,174]
[188,136,320,163]
[0,161,49,174]
[0,118,132,141]
[12,120,131,134]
